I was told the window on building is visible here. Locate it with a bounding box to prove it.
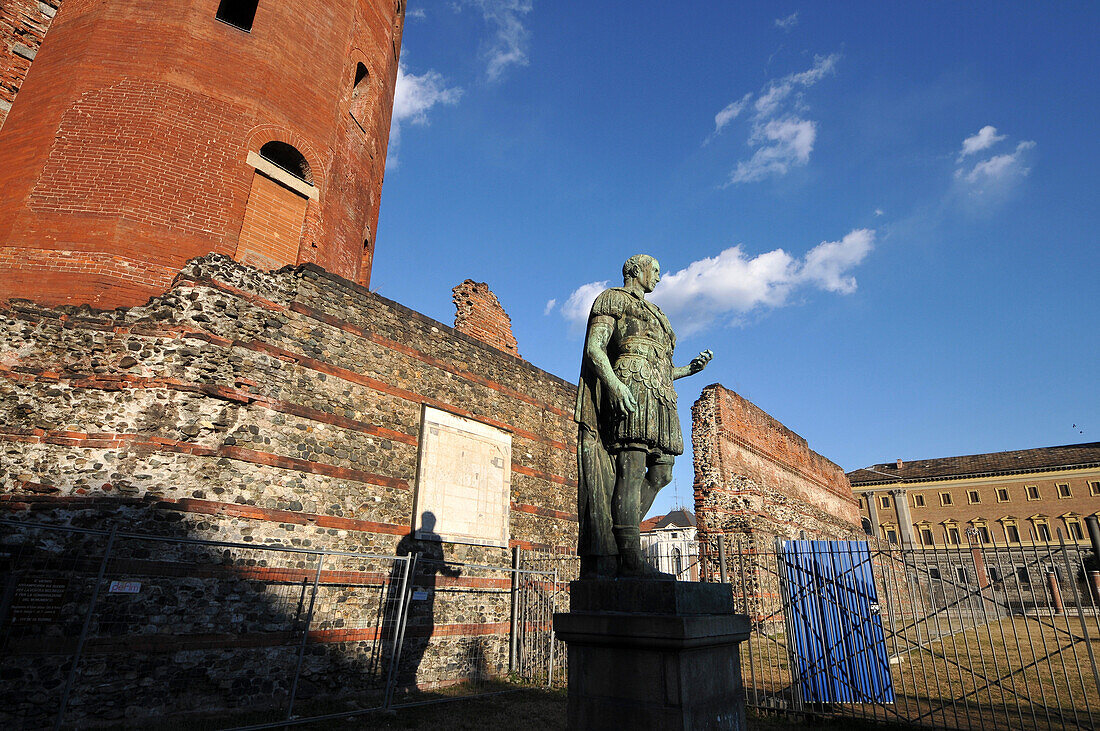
[349,63,371,125]
[1005,523,1021,543]
[988,566,1001,583]
[672,547,683,577]
[885,528,898,545]
[880,495,891,509]
[973,525,990,544]
[968,490,981,504]
[928,567,942,580]
[947,526,961,545]
[861,517,873,536]
[1026,485,1040,500]
[920,528,934,546]
[1066,519,1085,541]
[1036,522,1052,542]
[259,141,313,184]
[1016,566,1031,584]
[956,567,968,584]
[1057,484,1072,498]
[237,143,316,271]
[669,532,679,539]
[216,0,258,31]
[1090,481,1100,497]
[913,494,926,507]
[997,488,1010,502]
[940,492,953,506]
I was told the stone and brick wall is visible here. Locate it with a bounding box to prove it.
[692,384,861,577]
[0,0,402,308]
[0,254,578,723]
[452,279,521,358]
[0,0,59,128]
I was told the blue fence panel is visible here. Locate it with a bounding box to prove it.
[782,540,895,704]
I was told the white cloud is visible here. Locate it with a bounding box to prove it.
[728,117,816,184]
[960,140,1035,184]
[775,12,800,30]
[713,93,752,136]
[543,298,557,315]
[958,125,1006,160]
[953,134,1036,206]
[408,8,427,20]
[874,208,884,216]
[797,228,875,294]
[710,54,839,183]
[461,0,533,81]
[388,62,463,165]
[560,280,609,329]
[557,229,875,334]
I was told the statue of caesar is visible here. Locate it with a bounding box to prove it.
[575,254,712,579]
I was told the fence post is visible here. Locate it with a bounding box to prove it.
[509,545,521,674]
[54,526,117,731]
[718,534,728,584]
[1047,570,1064,614]
[547,567,558,688]
[285,552,324,720]
[384,552,417,710]
[1086,515,1100,558]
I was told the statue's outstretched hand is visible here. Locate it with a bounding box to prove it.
[608,379,637,415]
[688,350,713,374]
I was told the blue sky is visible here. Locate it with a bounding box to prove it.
[376,2,1100,518]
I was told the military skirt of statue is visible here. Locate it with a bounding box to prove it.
[609,334,683,456]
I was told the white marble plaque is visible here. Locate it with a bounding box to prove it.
[413,407,511,547]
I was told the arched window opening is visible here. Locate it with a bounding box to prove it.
[259,141,313,185]
[352,63,369,100]
[350,63,371,126]
[216,0,258,32]
[672,547,683,578]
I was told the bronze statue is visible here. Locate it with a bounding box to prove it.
[575,254,712,579]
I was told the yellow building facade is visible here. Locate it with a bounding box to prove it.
[848,443,1100,549]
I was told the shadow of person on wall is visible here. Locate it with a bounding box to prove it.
[389,511,461,695]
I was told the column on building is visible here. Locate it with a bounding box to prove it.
[890,488,916,549]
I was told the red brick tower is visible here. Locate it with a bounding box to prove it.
[0,0,403,308]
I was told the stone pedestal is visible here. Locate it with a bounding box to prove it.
[553,580,750,731]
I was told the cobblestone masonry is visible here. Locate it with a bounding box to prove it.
[692,384,863,582]
[0,254,578,723]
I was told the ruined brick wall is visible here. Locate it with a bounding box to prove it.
[692,385,861,577]
[452,280,521,357]
[0,0,402,308]
[0,0,59,128]
[0,255,577,723]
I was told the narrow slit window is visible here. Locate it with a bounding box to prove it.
[350,63,371,125]
[216,0,258,32]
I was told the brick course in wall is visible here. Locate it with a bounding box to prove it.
[0,254,579,723]
[0,0,402,308]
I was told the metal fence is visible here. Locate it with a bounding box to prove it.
[710,529,1100,730]
[0,519,562,729]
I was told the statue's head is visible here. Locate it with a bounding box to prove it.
[622,254,660,293]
